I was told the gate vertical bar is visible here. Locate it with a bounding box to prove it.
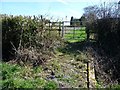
[73,26,75,38]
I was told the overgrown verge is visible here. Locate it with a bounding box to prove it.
[90,43,120,88]
[1,14,64,89]
[93,18,120,85]
[2,14,64,66]
[84,15,120,86]
[1,46,93,88]
[95,18,120,56]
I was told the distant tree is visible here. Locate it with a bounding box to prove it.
[83,2,120,20]
[70,16,73,26]
[80,15,86,26]
[73,19,81,26]
[83,5,98,24]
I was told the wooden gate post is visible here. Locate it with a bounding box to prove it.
[62,22,64,37]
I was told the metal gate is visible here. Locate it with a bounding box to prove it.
[61,21,87,42]
[45,21,87,42]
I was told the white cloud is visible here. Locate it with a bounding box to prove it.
[56,0,68,5]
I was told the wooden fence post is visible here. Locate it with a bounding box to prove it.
[87,61,89,89]
[58,22,61,36]
[49,21,50,35]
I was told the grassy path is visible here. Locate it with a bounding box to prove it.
[2,28,97,88]
[41,41,97,88]
[1,41,97,88]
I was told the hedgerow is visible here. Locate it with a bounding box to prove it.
[2,14,64,66]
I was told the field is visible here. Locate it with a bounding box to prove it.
[64,27,87,42]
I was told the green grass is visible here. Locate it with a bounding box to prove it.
[1,62,58,89]
[1,48,89,88]
[64,28,87,43]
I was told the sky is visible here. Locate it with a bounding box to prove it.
[1,0,119,21]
